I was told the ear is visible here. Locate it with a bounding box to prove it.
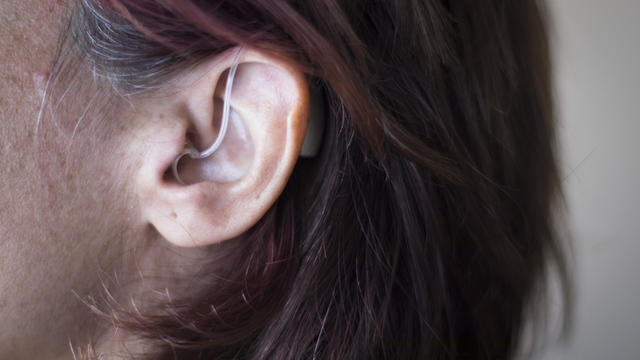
[134,47,310,247]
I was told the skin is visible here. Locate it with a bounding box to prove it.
[0,1,198,356]
[0,1,141,358]
[0,1,309,358]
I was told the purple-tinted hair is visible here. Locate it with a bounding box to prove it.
[56,0,571,358]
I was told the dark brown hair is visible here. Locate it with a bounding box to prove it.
[62,0,570,358]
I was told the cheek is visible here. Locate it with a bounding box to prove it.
[0,1,143,356]
[33,89,143,270]
[0,80,142,356]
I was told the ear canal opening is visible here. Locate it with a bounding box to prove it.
[171,47,244,185]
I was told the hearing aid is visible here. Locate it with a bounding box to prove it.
[171,47,324,185]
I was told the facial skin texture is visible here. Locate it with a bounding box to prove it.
[0,1,141,358]
[0,1,309,358]
[0,1,186,357]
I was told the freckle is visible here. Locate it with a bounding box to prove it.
[170,211,177,219]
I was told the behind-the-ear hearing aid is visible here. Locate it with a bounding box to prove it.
[299,77,325,157]
[171,47,325,185]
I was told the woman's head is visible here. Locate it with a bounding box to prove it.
[0,0,569,359]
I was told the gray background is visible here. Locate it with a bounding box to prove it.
[537,1,640,359]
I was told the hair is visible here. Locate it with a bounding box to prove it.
[54,0,570,358]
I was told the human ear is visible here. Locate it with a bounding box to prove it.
[134,47,310,247]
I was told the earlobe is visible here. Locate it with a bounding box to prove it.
[134,47,310,248]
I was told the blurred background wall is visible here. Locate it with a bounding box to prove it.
[538,1,640,359]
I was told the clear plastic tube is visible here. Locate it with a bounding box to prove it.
[172,47,243,184]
